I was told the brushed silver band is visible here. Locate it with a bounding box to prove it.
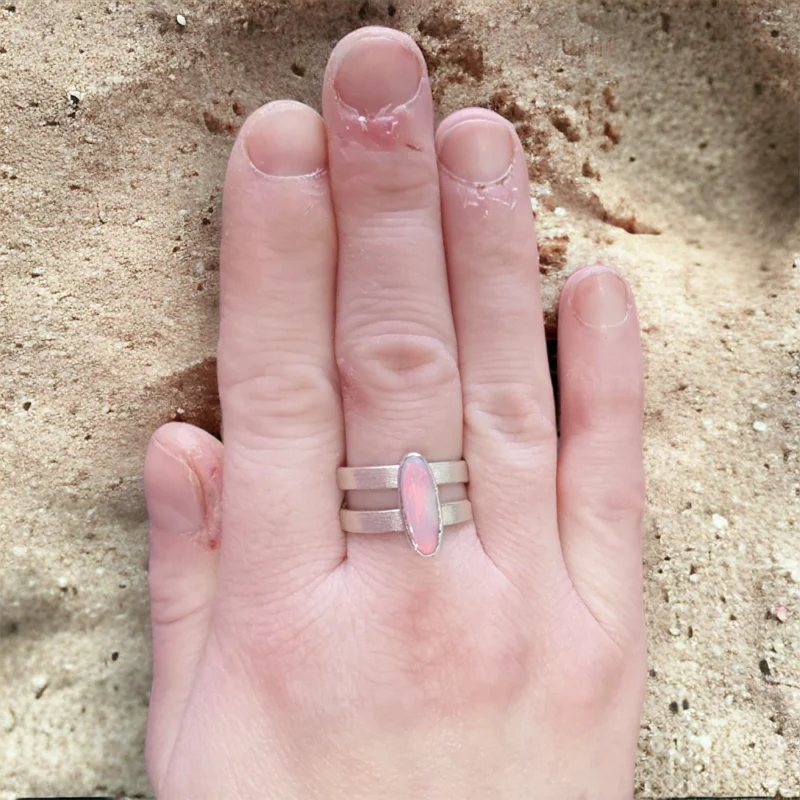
[339,499,473,534]
[337,460,468,491]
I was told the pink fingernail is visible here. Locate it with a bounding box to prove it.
[334,35,423,117]
[146,439,206,535]
[244,101,327,177]
[437,118,514,185]
[571,268,630,328]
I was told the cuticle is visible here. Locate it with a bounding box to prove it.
[246,161,329,181]
[571,305,631,330]
[439,159,515,189]
[333,77,426,120]
[241,135,328,180]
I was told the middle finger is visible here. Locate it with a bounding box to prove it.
[322,28,468,570]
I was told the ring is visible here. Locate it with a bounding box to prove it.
[337,453,472,558]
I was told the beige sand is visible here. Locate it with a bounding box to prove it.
[1,0,798,796]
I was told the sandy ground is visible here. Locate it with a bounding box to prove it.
[1,0,798,797]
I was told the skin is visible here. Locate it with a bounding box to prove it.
[143,27,647,800]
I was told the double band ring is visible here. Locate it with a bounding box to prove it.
[337,453,472,558]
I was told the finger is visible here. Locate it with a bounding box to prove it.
[143,422,222,781]
[322,29,470,569]
[557,266,646,646]
[216,101,344,599]
[436,109,563,589]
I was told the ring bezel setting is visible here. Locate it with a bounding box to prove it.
[337,453,471,557]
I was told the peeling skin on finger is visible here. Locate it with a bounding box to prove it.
[335,104,422,151]
[163,442,222,550]
[453,175,521,215]
[200,459,223,550]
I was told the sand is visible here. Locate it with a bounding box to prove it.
[1,0,798,796]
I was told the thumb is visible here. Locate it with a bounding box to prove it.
[143,422,223,785]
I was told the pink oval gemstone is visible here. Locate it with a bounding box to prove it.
[398,454,442,557]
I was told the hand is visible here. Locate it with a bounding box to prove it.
[143,26,646,800]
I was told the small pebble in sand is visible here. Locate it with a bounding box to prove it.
[554,206,567,217]
[712,513,729,530]
[176,14,186,27]
[32,675,48,690]
[752,420,767,432]
[773,604,790,623]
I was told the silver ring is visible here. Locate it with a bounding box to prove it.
[337,459,468,490]
[338,453,472,558]
[340,499,473,535]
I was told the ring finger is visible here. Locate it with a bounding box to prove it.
[322,28,468,573]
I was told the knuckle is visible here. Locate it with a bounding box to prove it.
[585,373,644,424]
[221,363,338,442]
[338,333,459,407]
[583,471,646,528]
[464,381,557,445]
[339,150,438,214]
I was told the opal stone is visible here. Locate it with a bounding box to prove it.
[398,454,442,556]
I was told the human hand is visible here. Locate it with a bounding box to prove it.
[143,26,646,800]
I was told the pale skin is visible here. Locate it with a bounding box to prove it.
[143,27,646,800]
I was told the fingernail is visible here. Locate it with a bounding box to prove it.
[437,118,515,184]
[334,34,423,116]
[571,268,630,327]
[146,439,206,535]
[244,101,327,177]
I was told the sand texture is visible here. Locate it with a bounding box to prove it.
[1,0,798,796]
